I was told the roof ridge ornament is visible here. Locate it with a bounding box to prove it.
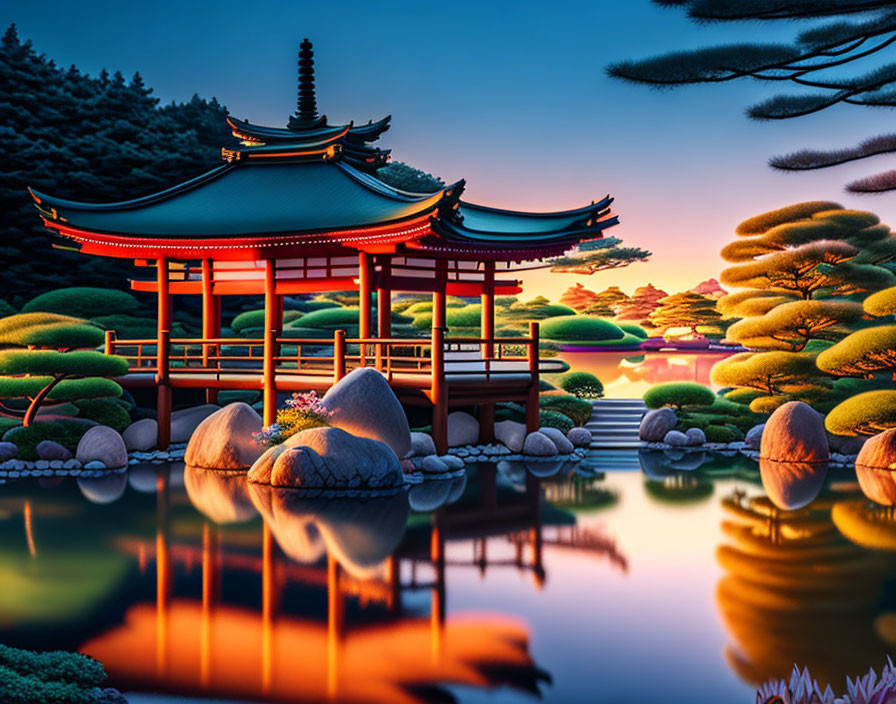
[296,38,318,123]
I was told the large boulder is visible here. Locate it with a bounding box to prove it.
[495,420,526,452]
[320,368,411,458]
[760,401,829,463]
[170,404,220,444]
[567,427,591,448]
[744,424,765,450]
[539,426,574,454]
[248,426,404,493]
[447,411,479,447]
[854,429,896,506]
[185,403,263,470]
[522,431,558,457]
[856,428,896,470]
[685,428,706,446]
[663,430,689,447]
[408,431,437,458]
[639,408,677,442]
[36,440,72,461]
[76,426,128,469]
[0,442,17,461]
[122,418,158,452]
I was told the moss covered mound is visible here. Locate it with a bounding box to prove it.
[826,390,896,436]
[540,316,629,346]
[643,382,716,410]
[23,288,139,318]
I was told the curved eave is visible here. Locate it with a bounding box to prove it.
[459,195,613,222]
[41,211,438,260]
[227,125,351,157]
[228,115,390,145]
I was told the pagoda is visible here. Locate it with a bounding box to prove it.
[30,40,618,451]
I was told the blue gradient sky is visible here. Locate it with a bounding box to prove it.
[5,0,895,299]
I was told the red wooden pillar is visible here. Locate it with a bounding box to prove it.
[479,260,496,442]
[156,257,172,449]
[480,260,495,356]
[431,326,448,454]
[359,251,373,336]
[262,259,279,427]
[526,322,540,434]
[201,259,219,404]
[432,259,447,330]
[376,255,391,371]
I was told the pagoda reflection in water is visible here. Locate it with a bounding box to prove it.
[80,463,626,703]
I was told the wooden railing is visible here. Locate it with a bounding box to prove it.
[104,324,540,386]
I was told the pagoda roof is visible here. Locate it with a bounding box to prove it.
[451,198,617,240]
[31,160,450,239]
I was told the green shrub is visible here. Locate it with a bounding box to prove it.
[0,301,15,317]
[0,643,106,689]
[74,398,131,432]
[23,287,139,317]
[232,309,303,333]
[825,390,896,436]
[643,382,715,410]
[0,666,91,704]
[447,304,482,328]
[688,398,751,417]
[505,303,578,321]
[559,371,604,399]
[92,314,188,339]
[538,379,557,391]
[540,316,625,343]
[294,299,341,313]
[0,313,85,343]
[704,425,741,443]
[0,418,20,434]
[404,301,433,316]
[14,324,104,349]
[539,409,575,432]
[0,350,129,377]
[724,388,764,405]
[3,421,92,459]
[540,394,593,426]
[618,323,649,339]
[292,307,356,329]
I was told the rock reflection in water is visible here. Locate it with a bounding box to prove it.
[184,466,257,524]
[832,500,896,551]
[408,476,466,513]
[248,485,410,579]
[716,490,895,690]
[854,464,896,506]
[77,473,127,504]
[639,449,714,503]
[759,459,828,511]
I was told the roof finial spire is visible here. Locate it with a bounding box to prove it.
[296,38,318,122]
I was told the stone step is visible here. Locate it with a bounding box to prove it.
[590,411,645,419]
[586,423,641,431]
[589,440,643,449]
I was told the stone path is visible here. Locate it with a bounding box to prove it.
[580,398,645,472]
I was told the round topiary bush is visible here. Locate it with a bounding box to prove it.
[540,316,626,345]
[232,309,303,333]
[539,409,575,433]
[618,323,649,339]
[74,398,131,432]
[23,288,139,318]
[825,390,896,436]
[643,382,716,411]
[559,371,604,399]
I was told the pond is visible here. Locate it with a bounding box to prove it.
[553,350,736,399]
[1,453,893,704]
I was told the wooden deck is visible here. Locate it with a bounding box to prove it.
[106,327,546,451]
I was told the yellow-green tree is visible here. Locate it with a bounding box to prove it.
[648,292,721,334]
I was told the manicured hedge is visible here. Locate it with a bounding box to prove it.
[539,394,593,426]
[723,388,764,405]
[0,313,85,342]
[74,398,131,432]
[92,314,188,339]
[643,382,715,410]
[12,324,104,349]
[540,316,625,343]
[293,299,341,313]
[232,309,304,333]
[3,420,92,459]
[704,425,742,443]
[23,287,139,317]
[618,323,649,339]
[0,350,129,377]
[825,390,896,436]
[0,376,123,402]
[539,409,575,432]
[559,371,604,399]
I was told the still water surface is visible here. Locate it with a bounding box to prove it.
[0,456,893,704]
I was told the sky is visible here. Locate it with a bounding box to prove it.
[5,0,896,301]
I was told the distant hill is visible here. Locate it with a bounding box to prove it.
[0,24,238,305]
[690,278,726,299]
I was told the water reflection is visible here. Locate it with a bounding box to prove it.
[758,459,828,511]
[77,472,128,504]
[854,464,896,506]
[184,466,257,524]
[715,490,895,690]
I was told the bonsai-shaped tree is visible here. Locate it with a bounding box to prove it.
[583,286,630,317]
[817,285,896,380]
[648,291,721,335]
[0,313,129,426]
[375,161,445,193]
[726,300,865,352]
[615,284,668,325]
[643,382,715,412]
[711,351,826,413]
[548,237,651,275]
[606,2,896,194]
[559,284,600,311]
